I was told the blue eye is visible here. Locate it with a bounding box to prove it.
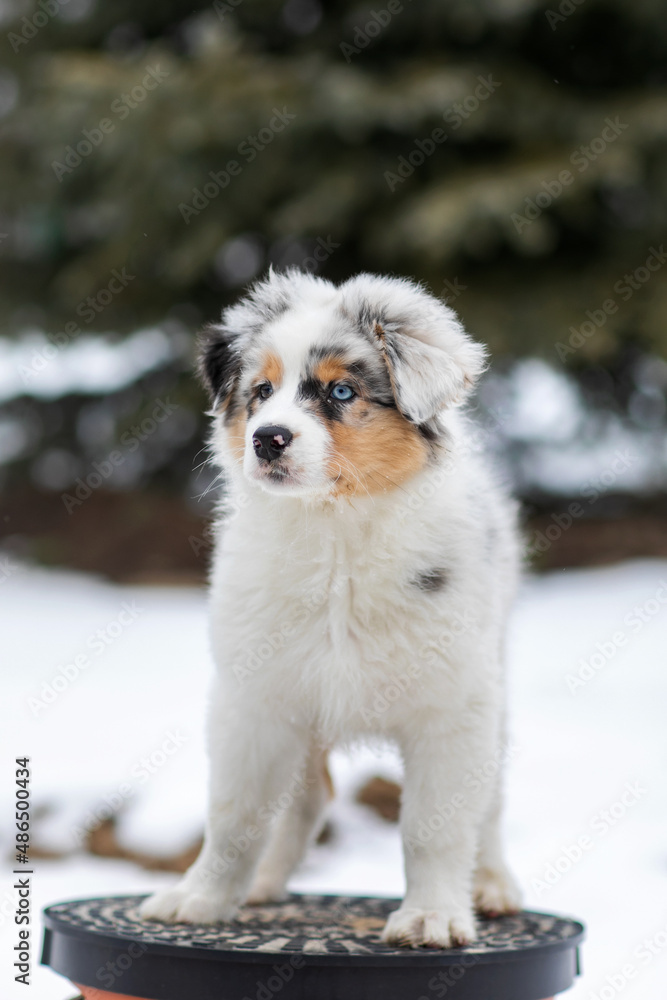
[258,383,273,400]
[330,384,355,401]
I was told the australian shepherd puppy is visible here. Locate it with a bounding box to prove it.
[140,270,521,947]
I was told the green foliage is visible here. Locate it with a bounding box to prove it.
[1,0,666,363]
[1,0,666,507]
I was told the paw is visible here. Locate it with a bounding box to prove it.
[381,905,476,949]
[473,865,522,917]
[245,878,288,905]
[139,884,239,924]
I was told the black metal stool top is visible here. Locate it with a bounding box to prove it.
[42,894,585,1000]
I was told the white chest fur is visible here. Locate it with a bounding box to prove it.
[207,457,517,743]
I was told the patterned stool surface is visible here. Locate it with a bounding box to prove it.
[44,893,583,962]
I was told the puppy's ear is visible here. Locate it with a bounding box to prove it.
[197,324,243,413]
[197,267,310,412]
[375,322,487,424]
[342,274,487,424]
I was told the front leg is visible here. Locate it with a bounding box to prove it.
[382,713,497,948]
[140,697,307,924]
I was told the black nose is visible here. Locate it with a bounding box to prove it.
[252,425,293,462]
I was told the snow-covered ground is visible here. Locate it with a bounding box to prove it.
[2,558,666,1000]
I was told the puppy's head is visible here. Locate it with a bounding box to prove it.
[199,270,486,499]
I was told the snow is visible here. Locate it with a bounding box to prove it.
[0,326,189,402]
[2,558,667,999]
[478,358,667,495]
[3,345,666,496]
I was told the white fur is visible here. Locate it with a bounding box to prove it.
[140,272,522,947]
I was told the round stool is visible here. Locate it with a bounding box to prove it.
[41,893,584,999]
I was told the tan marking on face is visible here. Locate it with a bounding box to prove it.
[313,356,350,385]
[259,351,284,387]
[228,408,247,464]
[326,400,428,498]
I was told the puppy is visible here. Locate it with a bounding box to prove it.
[140,270,521,947]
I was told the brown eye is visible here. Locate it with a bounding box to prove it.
[258,383,273,400]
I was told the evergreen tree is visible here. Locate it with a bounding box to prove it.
[1,0,665,500]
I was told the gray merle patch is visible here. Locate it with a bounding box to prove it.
[413,568,449,593]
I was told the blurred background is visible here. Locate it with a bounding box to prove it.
[1,0,667,579]
[2,2,667,999]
